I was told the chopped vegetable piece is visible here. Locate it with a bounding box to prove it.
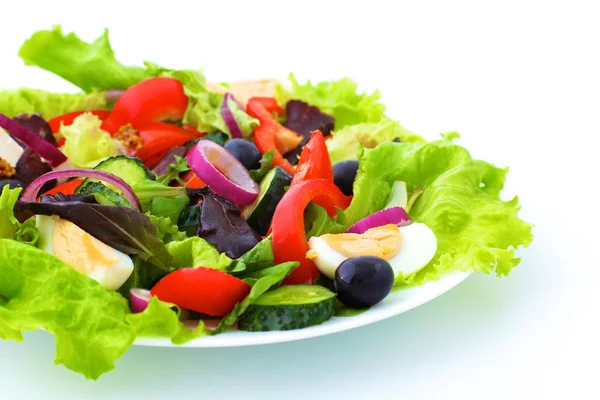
[272,179,351,285]
[150,267,251,317]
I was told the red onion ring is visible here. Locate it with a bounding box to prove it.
[21,168,142,211]
[130,288,153,313]
[345,207,412,234]
[187,140,259,205]
[0,113,67,167]
[221,93,244,139]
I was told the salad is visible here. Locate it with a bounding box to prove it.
[0,26,533,380]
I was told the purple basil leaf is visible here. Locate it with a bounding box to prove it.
[17,196,172,270]
[195,189,261,258]
[13,113,57,147]
[283,100,335,165]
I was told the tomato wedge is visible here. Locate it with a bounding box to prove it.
[42,179,84,197]
[150,267,251,317]
[133,123,201,168]
[290,130,333,186]
[102,77,189,133]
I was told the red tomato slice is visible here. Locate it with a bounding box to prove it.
[103,77,188,133]
[133,123,201,168]
[150,267,251,317]
[42,179,84,197]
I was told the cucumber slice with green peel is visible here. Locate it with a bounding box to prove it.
[244,166,292,235]
[75,181,135,209]
[238,285,336,332]
[84,155,155,188]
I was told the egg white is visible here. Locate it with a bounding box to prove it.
[308,222,437,279]
[37,215,134,291]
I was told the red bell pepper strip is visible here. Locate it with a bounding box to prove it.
[133,123,201,168]
[42,179,84,197]
[182,170,206,189]
[246,97,302,175]
[272,179,352,285]
[151,267,251,317]
[102,77,189,133]
[290,130,333,186]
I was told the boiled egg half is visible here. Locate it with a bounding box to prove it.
[307,222,437,279]
[37,215,134,290]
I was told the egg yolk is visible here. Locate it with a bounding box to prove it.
[320,224,402,260]
[52,219,117,275]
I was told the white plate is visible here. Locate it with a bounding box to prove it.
[134,271,471,348]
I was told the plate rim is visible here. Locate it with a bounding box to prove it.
[134,271,472,348]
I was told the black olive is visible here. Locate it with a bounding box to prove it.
[224,139,261,170]
[333,160,359,196]
[334,256,394,308]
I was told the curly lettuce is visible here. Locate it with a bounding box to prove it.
[276,73,386,128]
[60,113,123,168]
[345,136,533,284]
[327,117,425,164]
[19,26,147,92]
[0,88,109,119]
[0,239,207,379]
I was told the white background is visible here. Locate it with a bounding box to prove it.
[1,0,599,399]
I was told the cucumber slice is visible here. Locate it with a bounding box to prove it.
[243,166,292,236]
[75,181,135,209]
[238,285,336,331]
[85,155,155,188]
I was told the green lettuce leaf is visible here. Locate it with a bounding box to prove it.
[60,113,122,168]
[130,180,187,212]
[214,261,298,334]
[276,73,386,129]
[0,186,40,245]
[19,26,146,92]
[166,237,233,270]
[345,138,533,284]
[0,186,21,240]
[304,203,347,239]
[228,237,275,276]
[144,63,258,137]
[147,214,188,244]
[0,89,109,119]
[327,117,425,164]
[149,196,189,224]
[126,297,209,345]
[0,239,136,379]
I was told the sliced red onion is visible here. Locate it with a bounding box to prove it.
[21,168,142,210]
[130,288,153,313]
[346,207,412,235]
[0,113,67,167]
[221,93,244,139]
[187,140,259,205]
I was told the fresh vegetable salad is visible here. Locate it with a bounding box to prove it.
[0,27,533,379]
